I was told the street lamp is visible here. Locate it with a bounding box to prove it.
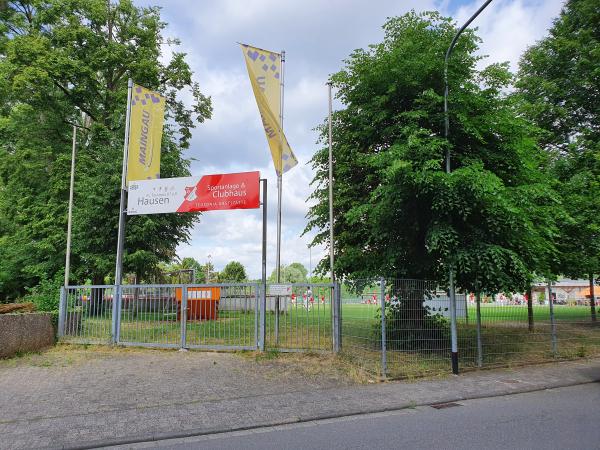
[443,0,493,375]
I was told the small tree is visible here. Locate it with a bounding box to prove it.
[269,262,308,284]
[219,261,247,282]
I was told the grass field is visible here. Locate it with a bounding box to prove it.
[62,302,333,351]
[60,301,600,379]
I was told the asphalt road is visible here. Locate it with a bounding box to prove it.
[114,383,600,450]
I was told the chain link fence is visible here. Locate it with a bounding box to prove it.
[340,279,600,379]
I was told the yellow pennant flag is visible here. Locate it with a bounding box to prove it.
[127,84,165,183]
[241,44,298,175]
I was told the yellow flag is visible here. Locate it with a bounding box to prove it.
[127,84,165,183]
[241,44,298,174]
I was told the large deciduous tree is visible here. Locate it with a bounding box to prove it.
[516,0,599,319]
[306,11,558,296]
[0,0,212,300]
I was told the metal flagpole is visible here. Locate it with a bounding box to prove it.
[64,122,78,287]
[260,178,268,351]
[443,0,493,375]
[274,49,285,343]
[328,83,335,282]
[115,79,133,287]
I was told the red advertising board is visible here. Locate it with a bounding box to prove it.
[176,171,260,213]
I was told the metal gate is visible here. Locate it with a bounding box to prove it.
[265,283,340,352]
[58,282,340,353]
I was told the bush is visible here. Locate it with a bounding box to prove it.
[24,275,63,312]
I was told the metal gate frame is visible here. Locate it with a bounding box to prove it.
[58,282,341,353]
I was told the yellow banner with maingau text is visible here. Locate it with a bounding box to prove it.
[241,44,298,175]
[127,84,165,183]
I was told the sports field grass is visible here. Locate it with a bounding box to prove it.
[61,301,600,379]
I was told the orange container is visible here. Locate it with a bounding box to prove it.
[175,287,221,321]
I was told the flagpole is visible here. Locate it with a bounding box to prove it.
[274,49,285,343]
[276,50,285,285]
[115,78,133,287]
[64,122,78,287]
[328,83,335,283]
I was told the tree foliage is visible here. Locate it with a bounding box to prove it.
[0,0,212,299]
[269,262,308,284]
[219,261,247,282]
[306,11,558,294]
[516,0,599,280]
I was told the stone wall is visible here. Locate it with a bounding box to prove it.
[0,313,55,358]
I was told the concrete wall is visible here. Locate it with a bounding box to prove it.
[0,313,55,358]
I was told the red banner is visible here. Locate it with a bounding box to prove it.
[176,171,260,213]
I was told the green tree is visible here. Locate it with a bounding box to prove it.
[269,262,308,284]
[0,0,212,299]
[306,11,558,296]
[516,0,599,319]
[219,261,247,282]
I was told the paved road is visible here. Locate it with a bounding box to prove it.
[117,383,600,450]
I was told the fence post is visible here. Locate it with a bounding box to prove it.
[180,285,188,350]
[589,274,597,323]
[114,285,122,344]
[547,280,557,356]
[259,283,266,352]
[254,283,259,350]
[58,286,67,338]
[449,271,459,375]
[476,291,483,368]
[380,277,387,379]
[337,282,342,351]
[332,283,340,353]
[111,284,119,344]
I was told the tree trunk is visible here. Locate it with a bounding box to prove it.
[527,287,534,332]
[589,273,596,323]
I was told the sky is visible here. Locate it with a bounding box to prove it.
[135,0,565,279]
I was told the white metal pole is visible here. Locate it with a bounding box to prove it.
[328,83,335,282]
[114,78,133,286]
[64,123,77,287]
[276,50,285,284]
[274,49,285,343]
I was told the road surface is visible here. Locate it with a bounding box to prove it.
[114,383,600,450]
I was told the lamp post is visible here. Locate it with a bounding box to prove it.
[444,0,493,375]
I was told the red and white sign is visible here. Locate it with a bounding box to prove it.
[127,171,260,215]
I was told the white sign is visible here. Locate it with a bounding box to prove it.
[128,177,193,215]
[127,171,261,215]
[269,284,292,296]
[422,293,467,319]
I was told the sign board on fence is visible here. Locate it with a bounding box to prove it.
[268,284,292,296]
[422,293,467,319]
[127,171,260,215]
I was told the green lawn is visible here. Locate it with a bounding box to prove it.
[61,301,600,379]
[62,303,333,351]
